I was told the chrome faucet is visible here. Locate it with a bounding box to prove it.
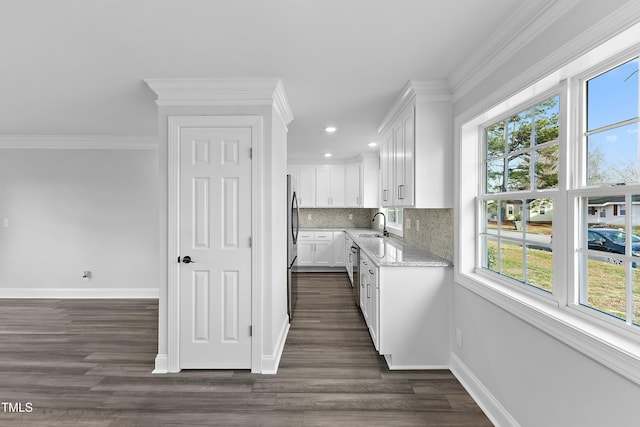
[372,212,389,237]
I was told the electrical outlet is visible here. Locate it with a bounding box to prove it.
[416,219,420,231]
[82,271,92,281]
[406,218,411,230]
[348,214,353,220]
[307,214,312,220]
[456,328,463,348]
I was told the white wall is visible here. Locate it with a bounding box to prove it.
[0,148,159,295]
[452,1,640,425]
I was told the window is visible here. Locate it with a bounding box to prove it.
[459,24,640,386]
[384,207,403,236]
[480,95,559,293]
[575,58,640,327]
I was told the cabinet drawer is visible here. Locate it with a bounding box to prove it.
[298,232,315,241]
[313,232,332,241]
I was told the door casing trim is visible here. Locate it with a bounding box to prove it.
[166,115,262,373]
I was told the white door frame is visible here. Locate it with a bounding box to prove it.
[166,115,263,373]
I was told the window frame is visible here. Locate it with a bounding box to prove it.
[384,207,403,237]
[566,51,640,331]
[477,89,562,298]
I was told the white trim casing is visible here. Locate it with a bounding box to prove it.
[0,288,159,299]
[450,354,520,427]
[166,115,263,374]
[144,78,294,130]
[0,135,158,150]
[261,315,290,375]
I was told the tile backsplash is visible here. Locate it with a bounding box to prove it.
[372,208,454,263]
[301,207,454,263]
[299,208,377,228]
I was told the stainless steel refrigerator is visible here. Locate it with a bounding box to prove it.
[286,174,299,321]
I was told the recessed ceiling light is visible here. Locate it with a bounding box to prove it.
[368,142,378,147]
[324,153,332,158]
[324,126,337,133]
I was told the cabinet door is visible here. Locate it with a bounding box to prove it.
[315,167,331,207]
[381,132,393,207]
[368,268,379,350]
[298,167,316,208]
[332,231,346,267]
[395,105,415,206]
[345,163,361,207]
[314,241,332,266]
[360,270,368,321]
[329,166,346,207]
[297,241,314,265]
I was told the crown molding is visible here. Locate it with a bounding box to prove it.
[449,0,579,102]
[144,77,294,127]
[377,80,451,134]
[0,135,158,150]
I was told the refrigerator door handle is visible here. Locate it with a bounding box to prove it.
[292,191,299,244]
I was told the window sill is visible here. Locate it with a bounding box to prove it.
[455,270,640,386]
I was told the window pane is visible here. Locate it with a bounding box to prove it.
[501,240,524,282]
[585,195,628,254]
[502,200,523,236]
[534,96,560,145]
[634,268,640,326]
[483,237,499,273]
[526,245,553,292]
[508,110,532,152]
[525,198,553,246]
[581,253,627,321]
[388,208,397,223]
[507,153,530,191]
[587,58,638,131]
[487,122,506,158]
[484,200,499,236]
[534,145,559,189]
[486,159,504,193]
[587,122,639,186]
[396,208,403,224]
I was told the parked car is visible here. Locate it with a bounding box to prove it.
[587,228,640,261]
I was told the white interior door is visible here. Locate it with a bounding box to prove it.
[178,126,252,369]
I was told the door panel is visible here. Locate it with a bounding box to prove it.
[179,127,252,369]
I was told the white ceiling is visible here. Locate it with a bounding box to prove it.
[1,0,529,161]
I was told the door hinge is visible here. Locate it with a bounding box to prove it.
[249,147,253,159]
[249,236,252,247]
[249,325,253,336]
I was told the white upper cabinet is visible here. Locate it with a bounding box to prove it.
[378,81,452,208]
[289,156,378,208]
[297,167,316,208]
[345,163,361,207]
[315,166,346,207]
[380,131,393,207]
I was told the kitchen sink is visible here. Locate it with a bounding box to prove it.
[357,233,384,238]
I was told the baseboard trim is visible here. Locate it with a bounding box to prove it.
[261,315,290,374]
[152,354,169,374]
[0,288,159,299]
[450,353,520,427]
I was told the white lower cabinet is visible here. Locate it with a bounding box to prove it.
[360,253,379,351]
[358,251,451,369]
[298,230,346,268]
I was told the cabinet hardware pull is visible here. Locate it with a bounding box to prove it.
[369,269,374,274]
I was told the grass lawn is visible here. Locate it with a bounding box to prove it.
[487,241,640,324]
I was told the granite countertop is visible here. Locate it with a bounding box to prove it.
[301,227,451,268]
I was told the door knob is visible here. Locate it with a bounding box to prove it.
[181,256,195,264]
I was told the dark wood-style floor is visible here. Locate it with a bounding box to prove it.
[0,273,492,426]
